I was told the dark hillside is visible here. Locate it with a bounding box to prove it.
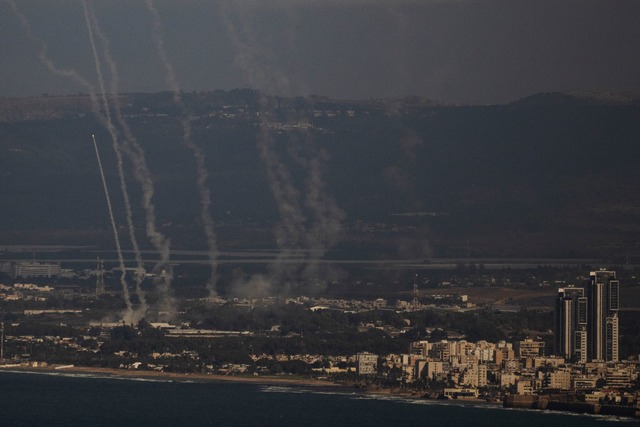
[1,91,639,259]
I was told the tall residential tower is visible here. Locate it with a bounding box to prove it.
[588,269,619,362]
[554,286,587,362]
[554,269,620,363]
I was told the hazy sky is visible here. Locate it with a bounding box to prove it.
[1,0,640,104]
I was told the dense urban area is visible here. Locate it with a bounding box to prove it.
[2,93,640,419]
[2,0,640,422]
[1,258,640,418]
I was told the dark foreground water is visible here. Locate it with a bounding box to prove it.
[0,371,635,427]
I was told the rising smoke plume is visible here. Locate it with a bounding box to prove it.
[82,0,139,320]
[222,1,346,296]
[144,0,220,300]
[13,0,137,320]
[11,0,173,322]
[85,1,178,317]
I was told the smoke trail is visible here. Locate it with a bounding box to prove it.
[222,1,307,96]
[92,134,133,314]
[222,2,346,292]
[81,0,137,320]
[257,123,309,290]
[144,0,219,297]
[288,135,346,280]
[385,129,432,260]
[6,0,102,114]
[222,3,308,289]
[85,2,176,318]
[9,0,138,317]
[12,0,171,318]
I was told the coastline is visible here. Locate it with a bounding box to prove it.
[9,365,632,420]
[0,364,344,388]
[0,363,497,405]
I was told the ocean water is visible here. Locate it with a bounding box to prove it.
[0,371,635,427]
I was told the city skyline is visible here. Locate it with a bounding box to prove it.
[554,269,620,363]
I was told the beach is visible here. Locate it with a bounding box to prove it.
[0,363,503,405]
[0,363,346,388]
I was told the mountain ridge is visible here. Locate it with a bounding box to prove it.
[1,90,639,260]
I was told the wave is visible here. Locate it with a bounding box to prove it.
[0,369,176,384]
[258,384,637,424]
[260,385,359,397]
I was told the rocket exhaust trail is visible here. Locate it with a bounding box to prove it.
[222,4,308,289]
[145,0,219,297]
[84,2,159,318]
[83,0,136,320]
[222,3,346,291]
[288,135,345,281]
[10,0,123,159]
[92,134,133,314]
[257,121,307,288]
[11,0,142,317]
[7,0,102,115]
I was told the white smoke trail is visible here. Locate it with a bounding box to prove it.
[289,136,346,280]
[9,0,140,317]
[92,134,133,315]
[6,0,102,114]
[81,0,136,320]
[222,1,307,96]
[12,0,172,319]
[257,124,309,289]
[85,2,177,318]
[11,0,163,320]
[222,1,346,292]
[10,0,139,317]
[144,0,219,298]
[222,3,308,288]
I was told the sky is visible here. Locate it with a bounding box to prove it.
[1,0,640,105]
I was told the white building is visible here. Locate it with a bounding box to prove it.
[11,262,61,278]
[462,363,487,388]
[356,352,378,375]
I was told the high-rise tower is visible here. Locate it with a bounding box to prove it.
[588,269,619,362]
[554,286,587,362]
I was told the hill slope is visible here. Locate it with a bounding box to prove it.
[1,91,640,260]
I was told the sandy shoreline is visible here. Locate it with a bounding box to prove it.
[0,364,347,388]
[0,364,500,407]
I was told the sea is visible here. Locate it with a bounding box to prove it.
[0,371,635,427]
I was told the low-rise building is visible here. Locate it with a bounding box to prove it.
[515,339,545,358]
[546,369,571,390]
[356,352,378,375]
[11,262,62,278]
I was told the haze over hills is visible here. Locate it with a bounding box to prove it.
[1,90,640,261]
